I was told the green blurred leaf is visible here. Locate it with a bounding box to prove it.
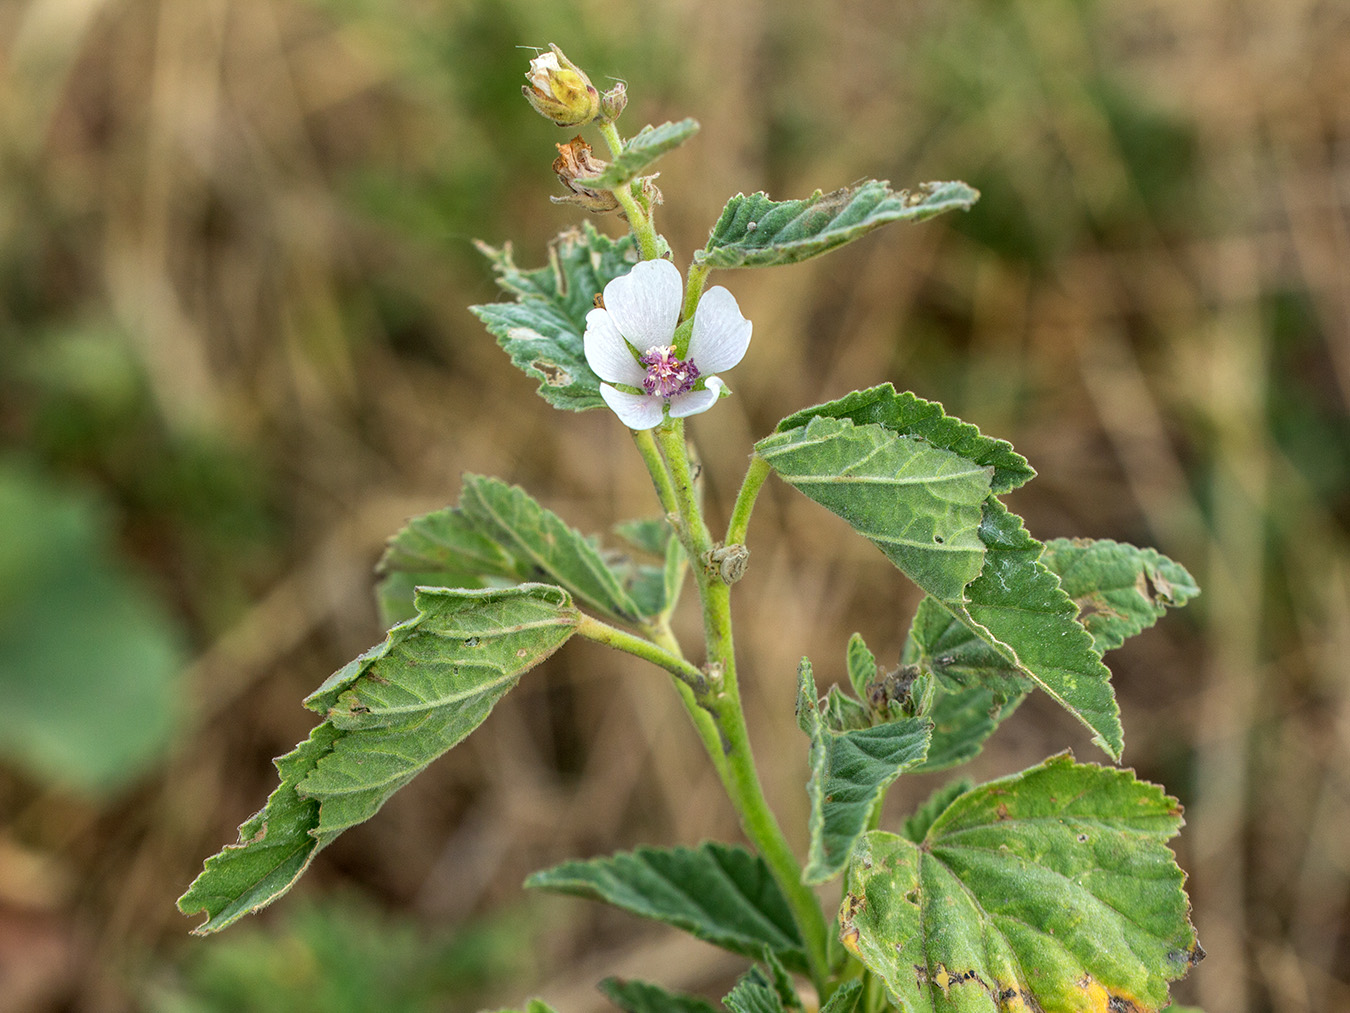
[0,461,184,795]
[818,980,863,1013]
[841,754,1201,1012]
[525,842,807,973]
[915,684,1025,773]
[722,970,787,1013]
[796,660,931,884]
[696,180,978,270]
[1040,539,1199,655]
[471,223,638,411]
[901,779,972,844]
[576,119,700,189]
[775,384,1034,495]
[179,585,578,933]
[598,979,719,1013]
[755,416,993,601]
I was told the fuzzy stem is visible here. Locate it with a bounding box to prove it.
[598,121,661,261]
[726,454,771,547]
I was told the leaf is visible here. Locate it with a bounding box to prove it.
[722,970,787,1013]
[487,1002,560,1013]
[946,499,1124,760]
[775,384,1035,495]
[915,684,1025,772]
[524,842,807,972]
[598,979,720,1013]
[796,660,931,885]
[459,475,646,626]
[839,754,1203,1013]
[845,632,878,699]
[471,223,639,411]
[696,180,978,270]
[179,585,578,932]
[1040,538,1200,655]
[376,476,655,628]
[755,416,993,601]
[576,119,700,189]
[901,778,972,843]
[818,980,863,1013]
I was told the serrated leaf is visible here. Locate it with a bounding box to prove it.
[775,384,1034,495]
[179,585,578,932]
[576,119,700,189]
[845,632,878,699]
[459,475,645,626]
[696,180,978,270]
[471,223,639,410]
[524,842,807,972]
[946,499,1124,760]
[598,979,720,1013]
[723,970,787,1013]
[915,684,1025,772]
[796,660,931,884]
[1041,538,1199,655]
[818,980,863,1013]
[755,416,993,601]
[839,754,1202,1013]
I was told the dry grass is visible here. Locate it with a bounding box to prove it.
[0,0,1347,1010]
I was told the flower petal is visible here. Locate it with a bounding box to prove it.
[603,259,682,351]
[686,286,751,374]
[668,379,722,419]
[584,307,645,385]
[599,383,666,430]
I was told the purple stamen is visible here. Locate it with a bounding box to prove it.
[640,345,700,397]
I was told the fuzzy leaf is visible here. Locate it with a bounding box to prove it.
[819,980,864,1013]
[755,416,993,601]
[839,754,1202,1013]
[525,843,806,972]
[916,684,1025,772]
[796,660,931,884]
[901,779,972,843]
[722,971,787,1013]
[775,384,1034,495]
[1041,539,1200,655]
[459,475,645,626]
[946,499,1124,759]
[179,585,578,932]
[576,119,700,189]
[697,180,979,269]
[471,223,638,411]
[845,632,879,700]
[598,979,720,1013]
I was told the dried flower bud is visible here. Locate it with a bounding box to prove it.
[522,45,600,128]
[550,137,621,214]
[600,81,628,123]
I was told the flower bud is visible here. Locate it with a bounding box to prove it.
[600,81,628,123]
[550,136,621,214]
[522,45,600,128]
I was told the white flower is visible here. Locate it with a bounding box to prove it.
[584,259,752,430]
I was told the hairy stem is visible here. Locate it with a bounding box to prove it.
[598,120,661,261]
[726,453,771,547]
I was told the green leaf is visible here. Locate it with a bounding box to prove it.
[902,779,972,844]
[1040,539,1199,655]
[576,119,700,189]
[755,416,993,601]
[459,475,646,626]
[487,1002,560,1013]
[524,842,807,972]
[775,384,1034,495]
[722,970,787,1013]
[471,223,638,411]
[845,632,878,699]
[696,180,978,270]
[818,980,863,1013]
[796,660,931,884]
[598,979,719,1013]
[0,461,185,796]
[179,585,578,932]
[840,754,1202,1013]
[946,499,1124,760]
[916,684,1025,772]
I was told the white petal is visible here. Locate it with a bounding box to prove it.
[686,286,751,374]
[603,259,682,352]
[584,307,645,385]
[600,383,666,430]
[668,381,721,418]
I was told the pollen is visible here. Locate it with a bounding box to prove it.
[640,345,700,397]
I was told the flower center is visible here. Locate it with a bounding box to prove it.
[639,345,699,397]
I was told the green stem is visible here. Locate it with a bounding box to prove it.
[682,260,712,322]
[632,428,678,517]
[598,120,661,261]
[654,419,834,995]
[726,453,771,547]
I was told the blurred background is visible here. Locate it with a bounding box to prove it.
[0,0,1346,1010]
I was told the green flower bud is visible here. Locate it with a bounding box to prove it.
[522,45,600,128]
